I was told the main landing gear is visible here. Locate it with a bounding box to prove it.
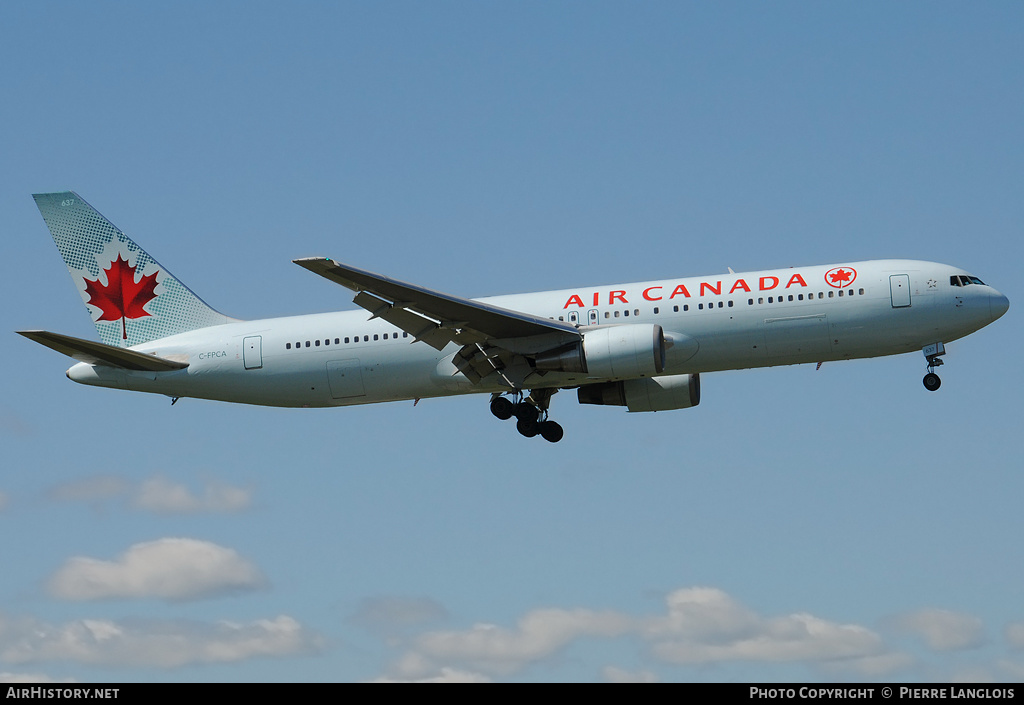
[922,342,945,392]
[489,390,564,443]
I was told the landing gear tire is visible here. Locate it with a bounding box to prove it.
[539,421,564,443]
[490,397,514,420]
[516,418,539,438]
[923,373,941,392]
[513,403,539,423]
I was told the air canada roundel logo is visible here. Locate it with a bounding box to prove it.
[825,266,857,289]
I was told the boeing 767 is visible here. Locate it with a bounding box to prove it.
[18,192,1009,442]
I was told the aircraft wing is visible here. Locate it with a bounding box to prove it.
[293,257,580,351]
[17,330,189,372]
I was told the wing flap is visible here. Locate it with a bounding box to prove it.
[352,291,453,351]
[18,330,189,372]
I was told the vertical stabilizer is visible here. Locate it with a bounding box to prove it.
[33,192,235,347]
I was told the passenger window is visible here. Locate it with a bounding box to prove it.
[828,291,834,298]
[683,305,689,311]
[788,295,793,302]
[344,337,350,344]
[286,343,291,350]
[838,290,844,297]
[719,301,724,308]
[624,310,630,317]
[605,311,611,319]
[634,309,639,316]
[653,307,660,314]
[798,294,804,300]
[673,305,679,313]
[748,299,753,305]
[698,303,704,310]
[768,297,773,303]
[363,335,369,342]
[728,300,734,307]
[305,341,310,347]
[614,311,620,318]
[758,298,764,304]
[403,332,409,338]
[373,334,379,341]
[858,289,864,295]
[315,340,320,346]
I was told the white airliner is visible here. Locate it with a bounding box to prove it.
[20,192,1009,443]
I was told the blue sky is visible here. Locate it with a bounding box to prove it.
[1,1,1021,682]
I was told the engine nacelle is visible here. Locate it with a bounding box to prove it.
[577,373,701,412]
[534,324,666,379]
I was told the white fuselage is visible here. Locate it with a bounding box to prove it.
[66,259,1008,408]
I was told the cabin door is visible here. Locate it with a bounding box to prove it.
[890,275,911,308]
[243,336,262,369]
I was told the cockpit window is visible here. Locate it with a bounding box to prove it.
[951,275,986,287]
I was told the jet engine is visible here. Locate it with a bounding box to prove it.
[534,324,666,379]
[577,373,700,412]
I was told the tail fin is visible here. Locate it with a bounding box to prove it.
[33,192,235,347]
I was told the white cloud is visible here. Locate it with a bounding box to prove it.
[0,672,77,683]
[1005,622,1024,649]
[816,651,915,678]
[410,608,633,675]
[378,586,894,679]
[369,667,492,683]
[892,609,985,651]
[47,538,265,602]
[132,476,252,514]
[602,665,659,683]
[0,614,321,669]
[45,475,252,514]
[947,666,997,683]
[646,587,884,664]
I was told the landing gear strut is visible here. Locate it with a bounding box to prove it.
[922,342,945,392]
[489,390,564,442]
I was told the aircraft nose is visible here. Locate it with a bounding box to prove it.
[990,290,1009,322]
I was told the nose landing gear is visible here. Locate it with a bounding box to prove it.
[489,390,564,442]
[922,342,945,392]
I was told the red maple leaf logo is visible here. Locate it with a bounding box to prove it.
[83,254,159,340]
[829,269,852,285]
[825,266,857,288]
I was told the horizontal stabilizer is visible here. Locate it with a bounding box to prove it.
[17,330,189,372]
